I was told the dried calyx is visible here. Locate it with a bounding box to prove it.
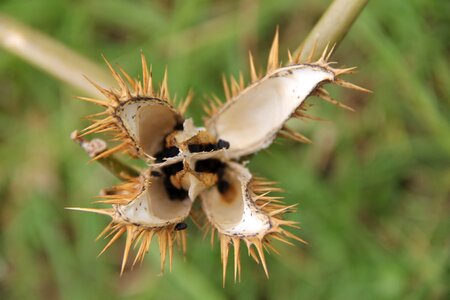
[70,30,368,282]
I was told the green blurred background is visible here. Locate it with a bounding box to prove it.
[0,0,449,299]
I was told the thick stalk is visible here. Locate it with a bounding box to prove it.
[294,0,369,61]
[0,14,114,98]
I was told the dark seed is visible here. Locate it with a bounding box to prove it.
[163,177,188,200]
[195,159,224,173]
[218,179,230,194]
[174,123,184,130]
[175,222,188,231]
[150,171,162,177]
[216,139,230,149]
[154,152,165,163]
[162,162,184,176]
[165,146,180,158]
[188,144,202,153]
[202,143,215,152]
[155,146,180,162]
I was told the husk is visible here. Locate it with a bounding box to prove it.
[67,170,191,274]
[78,54,192,160]
[201,162,304,284]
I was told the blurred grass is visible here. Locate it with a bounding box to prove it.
[0,0,449,299]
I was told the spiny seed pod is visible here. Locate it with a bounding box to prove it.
[69,28,369,284]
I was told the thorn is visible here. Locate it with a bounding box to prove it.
[270,233,294,246]
[95,222,113,241]
[140,52,150,95]
[168,231,174,272]
[282,230,308,244]
[75,96,110,107]
[101,54,131,99]
[158,231,167,273]
[232,237,240,283]
[222,74,231,101]
[220,235,230,287]
[99,226,126,257]
[120,226,133,275]
[287,49,293,64]
[248,245,260,264]
[65,207,113,216]
[280,127,312,144]
[335,78,372,93]
[318,43,329,64]
[295,45,303,64]
[230,75,240,97]
[179,90,194,115]
[248,51,258,82]
[334,66,358,76]
[326,44,336,61]
[254,240,269,278]
[117,65,136,87]
[307,40,317,63]
[267,27,279,73]
[315,88,355,112]
[83,76,119,104]
[268,204,298,216]
[160,66,170,100]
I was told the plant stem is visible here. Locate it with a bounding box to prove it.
[0,14,114,98]
[294,0,369,61]
[71,131,140,179]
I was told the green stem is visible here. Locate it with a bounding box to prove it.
[0,14,114,98]
[71,131,140,179]
[295,0,369,61]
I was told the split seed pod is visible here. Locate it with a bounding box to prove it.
[70,29,368,283]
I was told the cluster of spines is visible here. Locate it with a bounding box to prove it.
[78,54,193,160]
[68,175,186,274]
[214,176,305,286]
[96,221,187,275]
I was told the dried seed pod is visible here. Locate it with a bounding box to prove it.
[68,170,191,273]
[115,98,183,159]
[206,64,334,158]
[205,33,369,159]
[78,54,192,160]
[201,162,304,283]
[72,28,368,280]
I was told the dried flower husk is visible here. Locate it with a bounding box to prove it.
[78,54,192,160]
[204,32,369,160]
[71,30,369,280]
[206,64,334,158]
[201,162,304,283]
[68,170,191,273]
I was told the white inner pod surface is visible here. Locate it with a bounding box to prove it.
[116,98,182,157]
[115,176,191,228]
[201,162,271,237]
[207,64,334,158]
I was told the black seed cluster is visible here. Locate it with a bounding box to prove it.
[217,139,230,149]
[188,139,230,153]
[155,146,180,163]
[150,171,162,177]
[174,122,184,131]
[194,159,224,173]
[161,162,188,201]
[174,222,188,231]
[217,179,230,194]
[194,159,230,194]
